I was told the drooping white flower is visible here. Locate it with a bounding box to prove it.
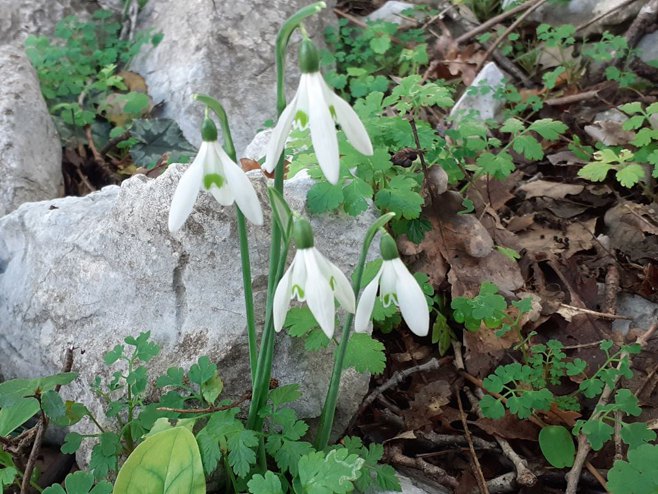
[273,218,355,339]
[168,118,264,232]
[355,234,429,337]
[264,38,373,185]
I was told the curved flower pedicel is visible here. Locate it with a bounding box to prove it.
[273,218,355,339]
[355,234,429,337]
[168,117,264,232]
[264,38,373,185]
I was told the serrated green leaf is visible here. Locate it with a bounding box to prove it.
[578,162,612,182]
[342,178,373,216]
[227,429,258,478]
[480,395,505,419]
[343,333,386,374]
[189,356,217,387]
[528,119,568,140]
[616,164,645,188]
[374,175,423,219]
[513,135,544,160]
[621,422,656,449]
[269,384,302,407]
[298,449,364,494]
[608,444,658,494]
[247,471,284,494]
[62,432,84,454]
[620,102,643,115]
[500,118,524,134]
[307,181,344,214]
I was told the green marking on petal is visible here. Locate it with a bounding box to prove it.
[382,293,398,308]
[295,110,309,128]
[293,285,305,299]
[203,173,224,190]
[329,104,337,120]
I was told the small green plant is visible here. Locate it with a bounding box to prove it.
[451,282,533,337]
[480,339,656,468]
[323,14,429,101]
[578,102,658,197]
[25,11,160,142]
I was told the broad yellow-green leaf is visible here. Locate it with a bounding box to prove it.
[113,426,205,494]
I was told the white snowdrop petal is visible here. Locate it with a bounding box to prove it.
[273,256,296,332]
[307,73,340,185]
[379,261,398,307]
[354,267,383,332]
[327,82,373,156]
[217,145,264,225]
[392,259,429,337]
[167,151,205,232]
[313,249,355,313]
[303,249,336,339]
[264,92,299,173]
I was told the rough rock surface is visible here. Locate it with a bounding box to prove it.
[130,0,336,154]
[0,45,63,216]
[0,0,98,46]
[450,62,506,123]
[502,0,642,34]
[0,168,373,442]
[638,31,658,64]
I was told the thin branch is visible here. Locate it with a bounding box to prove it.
[456,0,540,43]
[456,385,490,494]
[474,0,549,74]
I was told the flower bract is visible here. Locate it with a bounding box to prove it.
[168,139,264,232]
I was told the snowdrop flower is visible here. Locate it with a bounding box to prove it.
[168,117,264,232]
[355,234,429,337]
[264,38,373,185]
[274,218,355,339]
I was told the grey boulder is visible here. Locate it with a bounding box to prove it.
[130,0,336,154]
[0,45,63,217]
[0,167,374,445]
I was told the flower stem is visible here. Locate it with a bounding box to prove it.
[194,94,258,383]
[246,2,325,432]
[315,213,395,450]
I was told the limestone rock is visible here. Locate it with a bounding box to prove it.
[0,45,63,216]
[0,0,98,46]
[363,1,419,27]
[502,0,643,35]
[450,62,506,123]
[130,0,336,154]
[638,31,658,65]
[0,167,374,449]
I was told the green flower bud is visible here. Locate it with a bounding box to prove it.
[380,233,399,260]
[293,218,315,249]
[298,38,320,73]
[201,116,218,142]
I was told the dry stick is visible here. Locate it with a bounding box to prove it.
[453,342,537,487]
[463,387,537,487]
[456,0,539,43]
[565,322,658,494]
[348,357,451,431]
[20,348,74,494]
[623,0,658,50]
[575,0,641,32]
[387,443,459,488]
[544,88,602,106]
[157,392,252,414]
[474,0,549,75]
[558,303,631,321]
[484,472,517,494]
[418,430,497,451]
[455,385,490,494]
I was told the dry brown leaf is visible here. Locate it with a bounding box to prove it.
[518,180,584,200]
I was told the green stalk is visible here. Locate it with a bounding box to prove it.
[194,94,258,384]
[315,213,395,450]
[246,2,325,431]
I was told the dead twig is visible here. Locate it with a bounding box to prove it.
[157,391,251,414]
[348,356,452,431]
[456,0,540,43]
[456,385,490,494]
[464,387,538,487]
[474,0,549,74]
[387,443,459,488]
[559,303,631,321]
[565,322,658,493]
